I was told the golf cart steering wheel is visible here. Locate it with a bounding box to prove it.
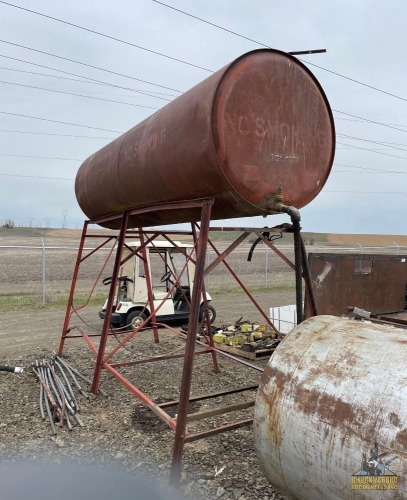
[160,271,173,284]
[103,276,134,286]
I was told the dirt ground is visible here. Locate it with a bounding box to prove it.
[0,290,294,499]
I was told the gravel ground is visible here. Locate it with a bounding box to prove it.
[0,291,293,499]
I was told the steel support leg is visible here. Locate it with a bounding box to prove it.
[91,212,129,394]
[58,221,89,356]
[170,200,213,484]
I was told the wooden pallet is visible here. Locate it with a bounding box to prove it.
[215,342,275,360]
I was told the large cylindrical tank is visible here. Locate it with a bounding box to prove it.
[76,49,335,228]
[254,316,407,499]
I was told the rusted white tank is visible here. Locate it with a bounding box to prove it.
[254,315,407,499]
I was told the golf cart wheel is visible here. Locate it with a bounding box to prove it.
[199,304,216,324]
[126,310,147,330]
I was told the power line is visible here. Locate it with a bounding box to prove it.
[337,133,407,153]
[380,139,407,146]
[336,141,407,161]
[333,110,407,134]
[302,60,407,104]
[335,117,407,127]
[152,0,270,48]
[0,172,72,180]
[334,170,406,174]
[0,79,159,109]
[0,59,174,100]
[5,60,402,132]
[0,63,93,85]
[337,147,405,151]
[0,39,183,93]
[0,53,177,96]
[1,42,402,141]
[0,153,81,160]
[6,0,400,110]
[0,110,123,133]
[323,191,407,194]
[0,1,212,72]
[152,0,407,104]
[2,0,404,130]
[8,70,407,157]
[334,163,407,174]
[333,169,407,174]
[0,129,114,139]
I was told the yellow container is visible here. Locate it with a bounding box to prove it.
[225,336,240,346]
[213,333,226,344]
[236,334,247,345]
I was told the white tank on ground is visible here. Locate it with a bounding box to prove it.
[254,315,407,499]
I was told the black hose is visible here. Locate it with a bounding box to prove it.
[278,206,303,325]
[292,219,303,324]
[247,237,262,262]
[0,364,23,373]
[247,227,286,262]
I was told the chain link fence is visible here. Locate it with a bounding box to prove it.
[0,242,115,310]
[1,238,406,312]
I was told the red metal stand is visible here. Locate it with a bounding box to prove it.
[58,198,316,483]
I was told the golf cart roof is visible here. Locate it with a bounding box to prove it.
[126,240,194,249]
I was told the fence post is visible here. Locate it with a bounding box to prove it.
[42,238,46,305]
[265,244,269,288]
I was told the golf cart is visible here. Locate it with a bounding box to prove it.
[99,240,216,329]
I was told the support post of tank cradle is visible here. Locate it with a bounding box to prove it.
[170,199,213,483]
[58,220,89,356]
[192,222,219,375]
[139,229,160,343]
[91,212,129,394]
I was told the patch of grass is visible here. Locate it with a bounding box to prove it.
[0,292,106,312]
[211,284,296,296]
[55,293,106,308]
[0,226,48,238]
[0,291,35,298]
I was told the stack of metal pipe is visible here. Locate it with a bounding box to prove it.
[31,353,106,435]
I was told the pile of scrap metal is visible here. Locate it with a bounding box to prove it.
[31,353,106,435]
[208,319,280,352]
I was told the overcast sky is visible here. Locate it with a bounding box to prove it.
[0,0,406,234]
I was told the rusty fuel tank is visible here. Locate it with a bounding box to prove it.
[254,315,407,499]
[75,49,335,228]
